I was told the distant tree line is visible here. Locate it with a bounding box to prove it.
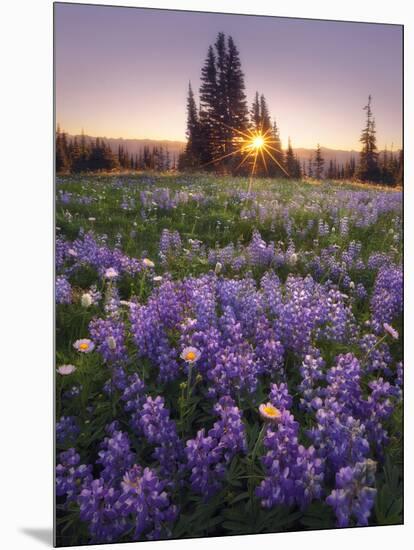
[304,97,403,185]
[56,128,177,174]
[356,95,403,185]
[304,141,402,185]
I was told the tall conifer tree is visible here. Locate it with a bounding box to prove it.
[314,144,325,179]
[250,92,261,130]
[357,95,380,182]
[199,45,218,165]
[183,82,201,168]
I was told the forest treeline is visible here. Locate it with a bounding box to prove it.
[55,131,176,174]
[56,32,403,186]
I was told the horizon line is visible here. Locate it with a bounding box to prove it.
[57,128,402,153]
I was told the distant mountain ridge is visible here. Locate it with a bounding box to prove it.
[294,147,360,167]
[68,134,398,168]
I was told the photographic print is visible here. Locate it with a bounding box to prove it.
[54,3,403,546]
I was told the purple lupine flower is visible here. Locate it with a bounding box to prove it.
[253,315,284,376]
[256,409,324,509]
[96,422,135,483]
[367,252,392,271]
[263,274,355,355]
[326,459,377,527]
[185,429,223,497]
[247,230,275,267]
[268,382,293,411]
[65,231,144,279]
[139,395,184,481]
[207,306,259,398]
[185,396,246,498]
[89,317,128,364]
[217,276,262,338]
[62,385,81,400]
[56,275,72,304]
[56,448,92,502]
[325,353,363,414]
[103,366,128,396]
[121,373,146,414]
[298,348,326,412]
[56,416,80,445]
[307,406,370,472]
[318,219,330,236]
[359,333,392,376]
[78,478,128,543]
[370,265,402,333]
[117,465,178,540]
[56,236,72,270]
[130,279,185,381]
[364,377,398,455]
[159,228,182,264]
[210,396,247,459]
[355,283,368,300]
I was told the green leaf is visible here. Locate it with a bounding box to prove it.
[300,502,335,529]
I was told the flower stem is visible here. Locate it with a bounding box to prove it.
[251,424,266,465]
[186,363,193,401]
[248,423,266,507]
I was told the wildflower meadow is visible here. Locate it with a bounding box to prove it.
[55,173,403,546]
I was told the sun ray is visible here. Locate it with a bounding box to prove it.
[262,143,285,154]
[210,117,256,141]
[201,147,245,168]
[259,147,269,175]
[198,116,290,183]
[234,149,255,172]
[252,149,259,175]
[248,149,260,193]
[262,145,290,176]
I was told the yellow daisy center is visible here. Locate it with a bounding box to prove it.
[185,351,196,361]
[79,342,89,350]
[263,405,279,417]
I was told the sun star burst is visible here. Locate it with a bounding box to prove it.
[201,119,289,187]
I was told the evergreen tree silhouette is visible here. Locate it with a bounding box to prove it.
[198,45,218,165]
[182,82,202,168]
[250,92,261,130]
[56,125,70,173]
[314,144,325,179]
[197,33,249,173]
[271,120,285,177]
[285,138,298,178]
[357,95,380,182]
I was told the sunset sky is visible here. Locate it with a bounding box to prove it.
[55,3,403,150]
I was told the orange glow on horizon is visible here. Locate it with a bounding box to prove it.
[56,123,401,152]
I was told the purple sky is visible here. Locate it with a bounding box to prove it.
[55,3,402,150]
